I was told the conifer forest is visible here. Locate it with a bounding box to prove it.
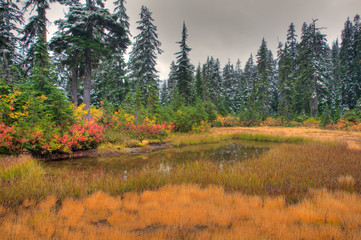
[1,1,361,239]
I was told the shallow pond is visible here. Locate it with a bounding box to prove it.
[44,140,276,173]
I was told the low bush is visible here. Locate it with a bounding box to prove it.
[212,115,240,127]
[191,121,211,133]
[0,120,104,155]
[262,117,284,126]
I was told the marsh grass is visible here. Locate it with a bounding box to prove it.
[1,185,361,240]
[0,142,360,208]
[1,132,361,239]
[0,155,44,182]
[172,132,307,147]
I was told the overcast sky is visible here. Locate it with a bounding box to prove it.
[46,0,361,80]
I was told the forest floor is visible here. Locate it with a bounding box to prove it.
[1,127,361,239]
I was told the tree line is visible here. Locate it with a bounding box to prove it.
[1,0,361,122]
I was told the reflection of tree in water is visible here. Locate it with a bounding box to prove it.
[206,142,267,163]
[46,141,270,174]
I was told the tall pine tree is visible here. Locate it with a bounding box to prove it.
[175,22,194,104]
[0,0,24,83]
[128,5,163,110]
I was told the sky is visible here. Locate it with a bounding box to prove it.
[45,0,361,80]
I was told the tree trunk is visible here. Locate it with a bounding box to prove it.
[71,65,79,106]
[83,49,92,117]
[311,79,318,117]
[2,51,11,83]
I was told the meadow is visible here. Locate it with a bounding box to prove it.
[0,127,361,239]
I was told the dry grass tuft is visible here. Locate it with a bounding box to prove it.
[1,185,361,239]
[210,126,361,150]
[338,175,356,192]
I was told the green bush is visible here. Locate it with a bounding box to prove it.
[342,109,361,123]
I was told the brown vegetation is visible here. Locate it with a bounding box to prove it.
[1,142,360,208]
[1,127,361,239]
[210,126,361,150]
[1,185,361,239]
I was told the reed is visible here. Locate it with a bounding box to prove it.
[172,132,307,147]
[0,142,360,208]
[1,185,360,240]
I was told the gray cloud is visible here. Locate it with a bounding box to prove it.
[48,0,361,79]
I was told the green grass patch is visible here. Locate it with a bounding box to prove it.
[172,132,307,147]
[0,155,44,182]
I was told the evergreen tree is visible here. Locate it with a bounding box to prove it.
[296,20,331,117]
[194,64,204,101]
[49,0,82,105]
[234,59,244,113]
[223,59,240,113]
[287,23,298,60]
[113,0,130,31]
[0,0,24,83]
[240,54,257,121]
[268,50,279,115]
[255,38,272,119]
[50,0,129,113]
[353,14,361,105]
[203,57,222,104]
[128,5,163,110]
[339,18,357,110]
[175,22,194,104]
[92,53,128,108]
[159,80,168,105]
[278,23,298,120]
[278,42,296,120]
[22,0,68,73]
[242,55,257,110]
[166,61,178,106]
[331,40,341,119]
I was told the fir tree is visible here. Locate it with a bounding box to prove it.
[234,59,244,113]
[339,18,357,109]
[50,0,129,113]
[49,0,82,105]
[92,53,128,108]
[240,54,258,122]
[268,50,279,115]
[278,23,298,120]
[175,22,194,104]
[278,42,296,120]
[353,14,361,104]
[203,57,223,108]
[331,40,341,119]
[166,61,178,106]
[113,0,130,31]
[255,38,272,119]
[0,0,24,83]
[159,80,168,105]
[194,64,204,101]
[128,5,163,110]
[223,59,240,113]
[296,20,331,117]
[287,23,298,61]
[22,0,67,73]
[242,54,257,112]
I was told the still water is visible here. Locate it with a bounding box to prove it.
[44,140,275,173]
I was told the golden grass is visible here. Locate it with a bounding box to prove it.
[1,142,360,208]
[1,127,361,238]
[210,126,361,150]
[1,185,360,240]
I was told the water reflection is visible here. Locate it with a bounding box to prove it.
[44,140,274,174]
